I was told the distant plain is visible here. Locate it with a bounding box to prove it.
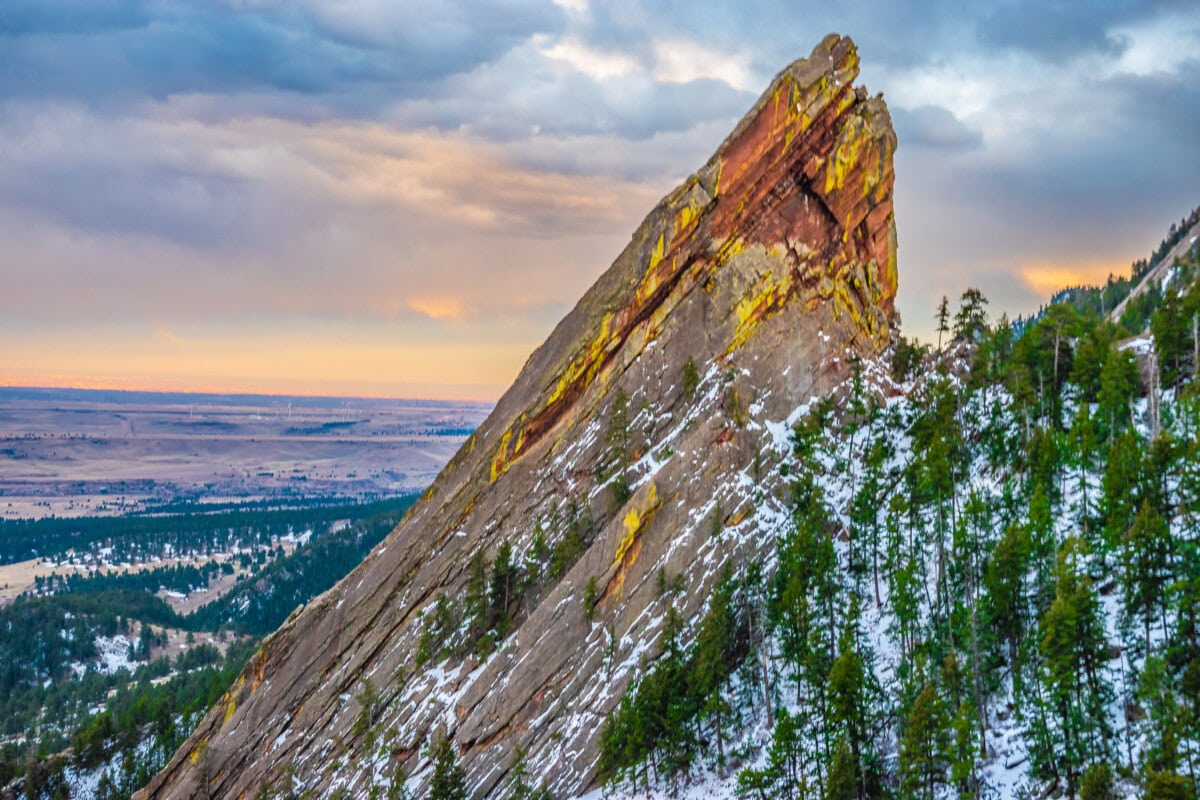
[0,386,491,520]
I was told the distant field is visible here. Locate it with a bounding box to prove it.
[0,386,491,519]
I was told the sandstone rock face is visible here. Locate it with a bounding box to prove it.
[138,33,897,800]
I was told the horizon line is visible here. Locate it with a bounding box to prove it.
[0,379,498,406]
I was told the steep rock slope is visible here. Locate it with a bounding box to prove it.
[1109,216,1200,323]
[138,33,898,800]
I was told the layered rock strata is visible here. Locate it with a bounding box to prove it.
[139,32,898,800]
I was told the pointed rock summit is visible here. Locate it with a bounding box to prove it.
[139,33,897,800]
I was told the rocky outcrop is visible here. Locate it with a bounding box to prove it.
[1109,216,1200,324]
[138,33,898,800]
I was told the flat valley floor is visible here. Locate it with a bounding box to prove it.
[0,386,491,520]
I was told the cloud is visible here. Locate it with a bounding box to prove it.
[1018,262,1132,297]
[973,0,1196,63]
[650,38,754,91]
[392,41,753,141]
[892,105,983,150]
[535,35,640,80]
[0,0,149,35]
[0,107,668,329]
[0,0,565,113]
[4,0,1200,392]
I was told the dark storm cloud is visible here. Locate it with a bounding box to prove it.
[1104,57,1200,140]
[0,0,565,111]
[0,0,150,35]
[975,0,1193,62]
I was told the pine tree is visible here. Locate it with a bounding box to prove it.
[1097,348,1139,442]
[828,631,877,800]
[429,737,468,800]
[1071,402,1098,538]
[900,683,949,800]
[1079,762,1117,800]
[1037,537,1113,798]
[825,739,859,800]
[694,566,737,768]
[606,389,633,502]
[936,296,951,352]
[984,524,1031,671]
[352,678,379,739]
[464,551,491,653]
[504,746,552,800]
[950,699,977,800]
[953,288,988,343]
[522,524,549,604]
[490,541,517,637]
[1122,500,1172,654]
[1102,432,1142,551]
[682,356,700,401]
[1152,290,1190,386]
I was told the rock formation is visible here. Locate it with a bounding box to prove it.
[138,32,898,800]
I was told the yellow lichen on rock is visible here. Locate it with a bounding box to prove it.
[824,115,868,196]
[614,483,657,566]
[489,429,515,483]
[727,267,795,354]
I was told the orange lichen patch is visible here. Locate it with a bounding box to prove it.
[605,537,642,602]
[251,650,269,692]
[726,504,752,528]
[727,268,796,354]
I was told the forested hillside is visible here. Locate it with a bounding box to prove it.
[0,496,416,799]
[588,239,1200,800]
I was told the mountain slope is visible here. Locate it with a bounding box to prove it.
[1109,215,1200,324]
[137,32,898,800]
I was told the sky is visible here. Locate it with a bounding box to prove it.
[2,0,1198,401]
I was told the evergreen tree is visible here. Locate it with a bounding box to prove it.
[1036,538,1113,798]
[936,296,951,352]
[1152,290,1190,386]
[1122,501,1172,654]
[984,524,1031,672]
[490,541,517,637]
[429,737,468,800]
[504,746,552,800]
[522,525,549,604]
[682,357,701,401]
[1097,348,1139,442]
[694,567,737,767]
[606,389,633,503]
[900,683,949,800]
[953,288,988,343]
[465,551,491,653]
[1102,433,1143,551]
